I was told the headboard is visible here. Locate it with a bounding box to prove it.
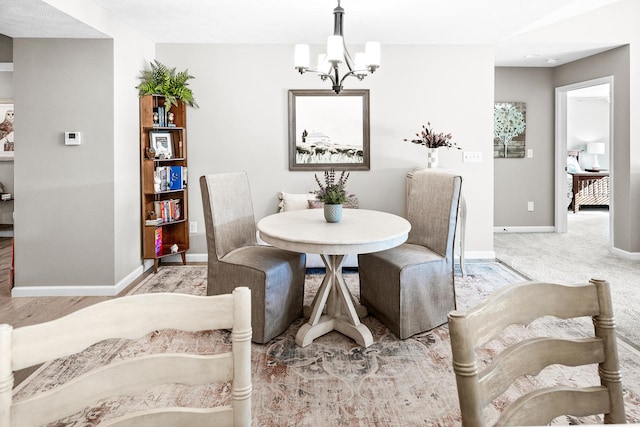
[568,150,582,162]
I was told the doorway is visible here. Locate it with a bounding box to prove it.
[554,77,613,245]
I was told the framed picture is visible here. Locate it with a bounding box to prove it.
[288,89,370,171]
[150,131,173,159]
[0,100,15,161]
[494,101,526,158]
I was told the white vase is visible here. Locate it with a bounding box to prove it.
[324,203,343,223]
[426,147,439,168]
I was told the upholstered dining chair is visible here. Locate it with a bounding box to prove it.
[1,287,252,427]
[448,279,626,426]
[200,172,306,343]
[358,170,462,339]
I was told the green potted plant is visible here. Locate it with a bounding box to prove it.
[315,169,350,223]
[137,60,199,111]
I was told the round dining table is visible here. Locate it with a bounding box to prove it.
[257,208,411,347]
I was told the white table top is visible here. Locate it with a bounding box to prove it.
[257,209,411,256]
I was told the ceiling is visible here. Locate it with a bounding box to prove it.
[0,0,625,67]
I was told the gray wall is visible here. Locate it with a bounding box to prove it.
[554,46,633,252]
[494,67,555,228]
[495,46,636,253]
[158,43,497,259]
[13,39,116,287]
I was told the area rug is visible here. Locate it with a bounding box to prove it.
[14,263,640,426]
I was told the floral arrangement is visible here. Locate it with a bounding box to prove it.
[314,169,351,205]
[404,122,460,149]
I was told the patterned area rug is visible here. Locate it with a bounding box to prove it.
[14,263,640,426]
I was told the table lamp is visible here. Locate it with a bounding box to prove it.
[587,142,605,171]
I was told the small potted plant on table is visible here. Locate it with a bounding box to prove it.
[314,169,350,223]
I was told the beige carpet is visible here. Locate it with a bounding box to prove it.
[14,263,640,426]
[494,209,640,348]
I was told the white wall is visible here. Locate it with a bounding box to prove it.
[567,96,610,170]
[158,43,496,259]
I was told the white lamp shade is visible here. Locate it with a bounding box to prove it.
[587,142,605,155]
[365,41,381,66]
[327,35,344,62]
[294,44,310,68]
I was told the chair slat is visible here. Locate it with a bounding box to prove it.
[12,353,232,426]
[480,337,604,405]
[12,293,234,370]
[101,406,233,427]
[450,282,599,348]
[497,386,610,426]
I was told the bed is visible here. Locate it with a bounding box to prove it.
[567,150,609,213]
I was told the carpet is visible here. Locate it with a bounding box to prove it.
[14,263,640,426]
[494,209,640,348]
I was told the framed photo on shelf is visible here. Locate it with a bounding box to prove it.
[150,131,173,159]
[0,99,15,161]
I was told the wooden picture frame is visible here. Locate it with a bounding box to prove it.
[288,89,370,171]
[0,100,15,161]
[150,131,173,159]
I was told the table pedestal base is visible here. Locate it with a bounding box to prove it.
[296,254,373,348]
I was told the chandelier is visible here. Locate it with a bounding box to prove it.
[294,1,380,94]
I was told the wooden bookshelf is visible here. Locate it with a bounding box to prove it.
[139,95,189,272]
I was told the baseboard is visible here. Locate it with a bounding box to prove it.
[11,264,145,297]
[494,226,555,233]
[610,246,640,260]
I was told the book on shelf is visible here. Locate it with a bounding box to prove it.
[168,166,182,191]
[154,227,162,255]
[0,193,11,200]
[155,166,186,192]
[145,218,163,226]
[154,199,182,223]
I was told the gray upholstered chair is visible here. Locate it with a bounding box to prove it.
[358,170,462,339]
[200,172,306,343]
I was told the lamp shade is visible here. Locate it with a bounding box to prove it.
[587,142,605,155]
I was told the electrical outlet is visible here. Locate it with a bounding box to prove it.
[462,151,482,163]
[527,201,534,212]
[527,149,533,158]
[189,221,197,233]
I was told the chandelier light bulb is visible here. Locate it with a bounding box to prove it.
[365,42,381,67]
[327,36,344,63]
[294,44,310,69]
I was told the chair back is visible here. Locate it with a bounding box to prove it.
[200,172,258,259]
[0,287,252,427]
[448,279,625,426]
[406,170,462,257]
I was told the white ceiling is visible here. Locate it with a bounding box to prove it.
[0,0,625,67]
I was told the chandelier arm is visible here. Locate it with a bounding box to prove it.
[299,67,338,86]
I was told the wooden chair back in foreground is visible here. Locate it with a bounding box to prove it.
[448,279,625,426]
[0,287,252,427]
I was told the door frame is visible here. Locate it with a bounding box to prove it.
[554,76,614,237]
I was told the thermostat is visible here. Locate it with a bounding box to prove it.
[65,131,82,146]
